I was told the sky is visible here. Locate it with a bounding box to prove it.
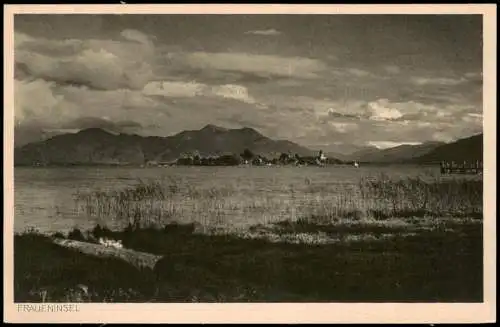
[13,14,483,153]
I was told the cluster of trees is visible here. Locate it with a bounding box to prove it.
[176,154,241,166]
[275,151,343,166]
[173,149,344,167]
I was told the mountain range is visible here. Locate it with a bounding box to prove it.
[411,133,483,163]
[14,125,316,166]
[345,134,483,164]
[347,141,446,163]
[13,125,483,166]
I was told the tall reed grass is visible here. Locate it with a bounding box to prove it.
[74,173,482,231]
[356,173,483,220]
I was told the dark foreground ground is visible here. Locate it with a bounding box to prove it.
[14,218,483,303]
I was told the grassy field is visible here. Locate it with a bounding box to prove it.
[14,173,483,302]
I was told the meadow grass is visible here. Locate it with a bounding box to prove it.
[15,229,157,303]
[15,218,482,303]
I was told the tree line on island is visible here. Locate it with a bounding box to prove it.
[154,149,345,167]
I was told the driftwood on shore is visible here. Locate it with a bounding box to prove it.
[51,238,163,270]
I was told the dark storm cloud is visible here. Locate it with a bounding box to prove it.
[14,62,33,81]
[327,110,362,120]
[15,28,156,91]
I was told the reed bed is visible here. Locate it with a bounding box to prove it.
[73,173,482,232]
[356,173,483,219]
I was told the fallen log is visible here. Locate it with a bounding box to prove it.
[51,238,163,270]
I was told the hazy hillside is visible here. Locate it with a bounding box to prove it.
[346,146,381,162]
[14,125,318,166]
[412,133,483,163]
[349,142,445,163]
[323,144,376,162]
[14,128,146,166]
[155,124,315,161]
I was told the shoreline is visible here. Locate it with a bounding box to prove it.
[14,162,444,168]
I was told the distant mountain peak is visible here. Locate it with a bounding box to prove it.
[76,127,113,135]
[234,126,263,135]
[201,124,228,132]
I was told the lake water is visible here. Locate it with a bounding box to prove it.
[13,165,446,234]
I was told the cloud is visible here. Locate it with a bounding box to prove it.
[60,85,160,113]
[257,96,368,120]
[121,29,155,46]
[327,108,361,119]
[15,32,36,47]
[16,33,83,58]
[15,30,155,90]
[143,81,206,98]
[14,74,483,153]
[356,99,474,124]
[326,54,339,62]
[13,78,171,145]
[464,72,482,80]
[367,141,423,149]
[431,132,456,143]
[14,79,78,126]
[290,97,479,134]
[136,95,271,138]
[346,68,372,77]
[306,97,482,149]
[15,124,81,146]
[14,64,262,145]
[12,22,482,153]
[15,117,144,146]
[210,84,256,104]
[222,113,268,130]
[181,52,327,79]
[14,78,136,144]
[467,113,483,118]
[142,80,256,104]
[156,66,292,86]
[461,112,483,124]
[15,77,164,130]
[410,76,467,86]
[244,29,282,36]
[384,65,401,74]
[328,122,359,133]
[61,117,143,133]
[366,99,403,121]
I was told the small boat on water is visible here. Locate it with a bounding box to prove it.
[353,161,359,168]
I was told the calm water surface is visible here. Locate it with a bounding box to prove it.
[14,165,443,234]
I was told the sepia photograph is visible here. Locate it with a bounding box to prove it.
[4,4,496,324]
